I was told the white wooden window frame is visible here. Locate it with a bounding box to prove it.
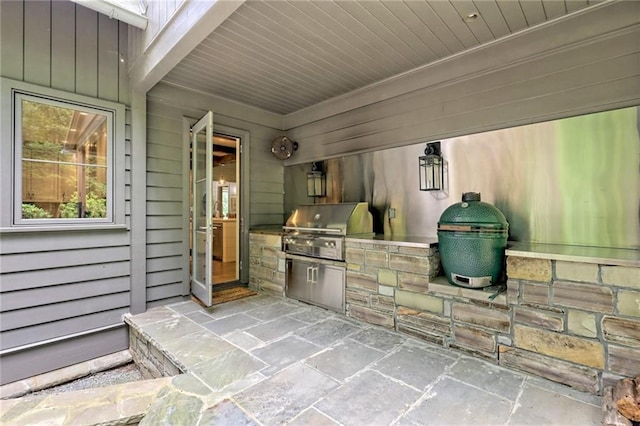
[0,78,126,231]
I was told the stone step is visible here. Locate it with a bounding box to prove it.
[0,350,132,400]
[0,377,173,425]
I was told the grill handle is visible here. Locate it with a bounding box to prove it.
[283,226,343,234]
[306,266,319,283]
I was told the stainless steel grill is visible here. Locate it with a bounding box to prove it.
[283,202,373,261]
[283,202,373,312]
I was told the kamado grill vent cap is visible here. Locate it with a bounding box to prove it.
[461,192,481,202]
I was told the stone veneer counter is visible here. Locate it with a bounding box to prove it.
[249,231,285,295]
[342,236,639,395]
[343,236,442,330]
[249,230,639,395]
[503,243,639,395]
[506,242,640,267]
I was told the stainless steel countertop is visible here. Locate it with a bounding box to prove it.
[249,226,284,235]
[506,242,640,267]
[346,234,439,248]
[248,229,639,267]
[249,228,439,248]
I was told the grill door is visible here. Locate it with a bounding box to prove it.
[286,259,345,313]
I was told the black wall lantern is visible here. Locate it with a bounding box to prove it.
[307,162,326,197]
[419,141,443,191]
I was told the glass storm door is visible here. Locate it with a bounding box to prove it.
[191,112,214,307]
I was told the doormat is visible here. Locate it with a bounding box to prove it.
[211,287,257,305]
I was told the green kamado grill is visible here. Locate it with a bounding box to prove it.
[437,193,508,288]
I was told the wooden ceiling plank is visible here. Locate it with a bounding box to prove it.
[361,1,438,63]
[165,77,298,115]
[566,0,589,13]
[335,1,423,68]
[495,0,528,33]
[404,1,465,53]
[218,16,329,85]
[207,26,346,95]
[473,0,511,38]
[228,5,367,89]
[256,1,383,83]
[170,11,332,98]
[520,0,547,26]
[383,1,450,58]
[240,2,373,86]
[429,1,480,48]
[312,1,414,74]
[542,0,567,19]
[165,60,312,113]
[187,38,332,99]
[292,2,398,78]
[191,57,331,112]
[289,2,392,80]
[451,0,496,43]
[174,55,316,110]
[163,62,306,112]
[213,23,359,97]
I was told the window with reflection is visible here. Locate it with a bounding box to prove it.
[15,94,113,223]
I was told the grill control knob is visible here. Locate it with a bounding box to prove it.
[326,241,335,248]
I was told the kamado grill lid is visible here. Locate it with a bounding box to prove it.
[438,192,508,232]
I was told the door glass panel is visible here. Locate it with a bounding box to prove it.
[194,231,207,285]
[194,180,206,232]
[193,131,208,288]
[195,130,206,181]
[190,112,214,307]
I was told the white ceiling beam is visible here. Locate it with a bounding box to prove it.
[129,0,245,94]
[71,0,148,29]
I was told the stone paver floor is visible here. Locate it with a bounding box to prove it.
[2,293,603,425]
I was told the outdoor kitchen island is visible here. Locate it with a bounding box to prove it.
[249,230,639,395]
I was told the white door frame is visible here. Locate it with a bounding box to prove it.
[181,118,251,298]
[190,112,214,306]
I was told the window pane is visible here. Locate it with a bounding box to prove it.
[22,100,73,159]
[19,98,109,220]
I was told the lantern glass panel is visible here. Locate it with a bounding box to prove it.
[307,171,326,197]
[419,155,442,191]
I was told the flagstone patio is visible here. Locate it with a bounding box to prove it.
[1,293,603,425]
